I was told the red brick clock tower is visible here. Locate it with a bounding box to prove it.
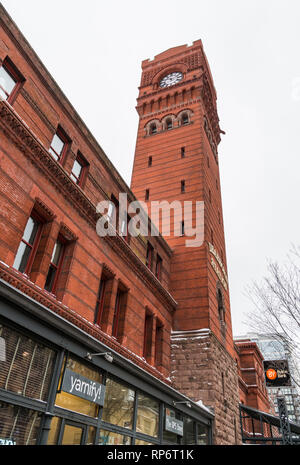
[131,40,241,444]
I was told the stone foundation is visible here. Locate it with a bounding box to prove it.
[171,329,242,445]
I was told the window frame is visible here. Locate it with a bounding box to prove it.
[44,235,66,295]
[146,242,154,270]
[49,126,70,164]
[111,288,126,340]
[70,151,89,187]
[150,123,157,135]
[94,275,108,326]
[13,211,43,276]
[155,320,164,368]
[0,57,24,104]
[181,180,185,193]
[181,113,189,125]
[143,310,153,363]
[155,254,162,281]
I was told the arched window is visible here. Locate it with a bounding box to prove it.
[150,123,157,135]
[166,118,172,130]
[181,113,189,125]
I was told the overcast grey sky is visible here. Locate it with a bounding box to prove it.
[2,0,300,336]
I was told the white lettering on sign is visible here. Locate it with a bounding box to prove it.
[61,368,105,405]
[69,375,102,403]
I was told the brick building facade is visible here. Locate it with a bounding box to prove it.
[235,340,272,413]
[130,41,241,444]
[0,4,248,445]
[0,4,213,445]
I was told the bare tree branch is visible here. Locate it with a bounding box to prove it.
[244,245,300,389]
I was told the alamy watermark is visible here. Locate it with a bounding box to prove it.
[96,193,204,248]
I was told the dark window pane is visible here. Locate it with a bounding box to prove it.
[197,423,208,444]
[44,264,57,292]
[183,417,195,444]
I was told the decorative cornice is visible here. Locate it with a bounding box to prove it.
[34,197,56,221]
[201,74,221,145]
[0,261,171,384]
[60,222,78,242]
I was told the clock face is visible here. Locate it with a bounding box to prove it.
[159,72,183,88]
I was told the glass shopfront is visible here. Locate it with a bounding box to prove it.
[0,323,55,401]
[0,317,212,445]
[0,402,42,445]
[101,378,135,429]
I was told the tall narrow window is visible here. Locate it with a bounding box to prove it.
[148,156,152,167]
[211,228,214,244]
[166,118,172,130]
[146,242,153,270]
[181,180,185,193]
[145,189,149,201]
[181,221,185,236]
[155,254,162,281]
[155,320,163,368]
[94,276,107,326]
[70,153,88,186]
[13,214,42,275]
[107,194,119,227]
[150,123,157,135]
[181,113,189,125]
[0,58,23,103]
[181,147,185,158]
[49,128,69,163]
[120,213,130,243]
[143,311,153,363]
[44,237,65,294]
[217,288,226,334]
[112,288,126,340]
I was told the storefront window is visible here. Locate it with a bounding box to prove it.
[55,357,103,418]
[197,423,208,444]
[99,430,131,445]
[101,378,135,429]
[183,417,195,444]
[47,417,61,445]
[163,407,182,444]
[136,393,159,438]
[135,439,154,445]
[0,323,55,402]
[0,402,41,445]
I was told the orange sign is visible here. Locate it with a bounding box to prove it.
[266,368,277,380]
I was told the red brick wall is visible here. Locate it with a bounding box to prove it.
[235,340,271,413]
[0,6,176,380]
